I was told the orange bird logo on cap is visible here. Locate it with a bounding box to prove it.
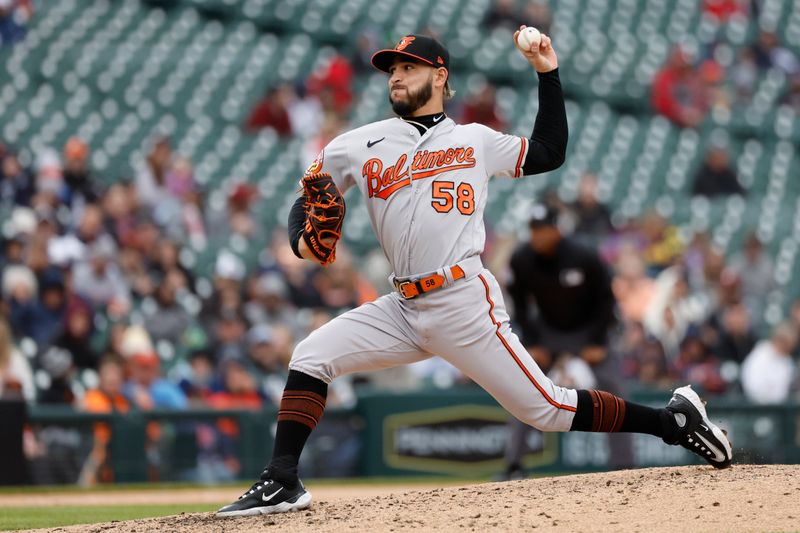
[395,36,415,51]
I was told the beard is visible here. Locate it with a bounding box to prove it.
[389,75,433,116]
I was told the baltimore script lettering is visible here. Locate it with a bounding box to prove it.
[364,147,477,200]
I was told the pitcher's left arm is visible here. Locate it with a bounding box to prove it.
[516,29,568,175]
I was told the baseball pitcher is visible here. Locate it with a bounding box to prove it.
[217,29,732,517]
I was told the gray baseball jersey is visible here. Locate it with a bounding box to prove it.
[306,117,528,277]
[291,116,579,432]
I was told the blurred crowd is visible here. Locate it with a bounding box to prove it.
[0,131,393,408]
[0,131,386,483]
[2,0,799,484]
[652,2,800,128]
[532,173,799,405]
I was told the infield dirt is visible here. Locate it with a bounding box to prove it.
[14,464,800,532]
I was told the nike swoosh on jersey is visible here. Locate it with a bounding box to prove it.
[433,114,444,123]
[367,137,385,148]
[261,487,283,502]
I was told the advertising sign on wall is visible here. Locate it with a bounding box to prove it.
[383,404,558,475]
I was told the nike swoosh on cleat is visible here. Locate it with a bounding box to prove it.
[367,137,385,148]
[262,488,282,502]
[696,433,727,463]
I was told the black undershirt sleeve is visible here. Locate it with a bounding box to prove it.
[521,68,568,175]
[288,195,307,259]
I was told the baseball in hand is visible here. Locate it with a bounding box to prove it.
[516,26,541,50]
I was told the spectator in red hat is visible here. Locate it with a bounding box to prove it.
[307,53,354,114]
[244,85,294,136]
[703,0,745,21]
[652,46,709,128]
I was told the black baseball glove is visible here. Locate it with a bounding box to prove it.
[301,172,345,265]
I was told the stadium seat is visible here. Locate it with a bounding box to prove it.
[3,0,800,322]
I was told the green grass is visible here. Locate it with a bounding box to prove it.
[0,481,239,494]
[0,475,482,495]
[0,476,517,530]
[0,504,217,531]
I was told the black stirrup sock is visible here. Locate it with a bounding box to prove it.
[265,370,328,487]
[570,389,678,442]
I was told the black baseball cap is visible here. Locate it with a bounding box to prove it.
[528,204,559,227]
[371,34,450,73]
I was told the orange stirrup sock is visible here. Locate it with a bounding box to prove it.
[277,390,326,430]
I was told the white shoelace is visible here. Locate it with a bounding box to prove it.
[240,483,264,499]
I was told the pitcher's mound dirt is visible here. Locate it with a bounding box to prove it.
[29,465,800,532]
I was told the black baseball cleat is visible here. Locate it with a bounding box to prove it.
[216,477,312,517]
[666,385,733,469]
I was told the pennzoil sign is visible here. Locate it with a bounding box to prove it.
[383,405,557,475]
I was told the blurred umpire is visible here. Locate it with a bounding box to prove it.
[502,204,632,478]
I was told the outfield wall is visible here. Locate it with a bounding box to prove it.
[2,390,798,485]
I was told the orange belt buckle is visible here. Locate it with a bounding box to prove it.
[397,281,420,299]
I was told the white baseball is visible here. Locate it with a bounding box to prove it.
[516,26,541,50]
